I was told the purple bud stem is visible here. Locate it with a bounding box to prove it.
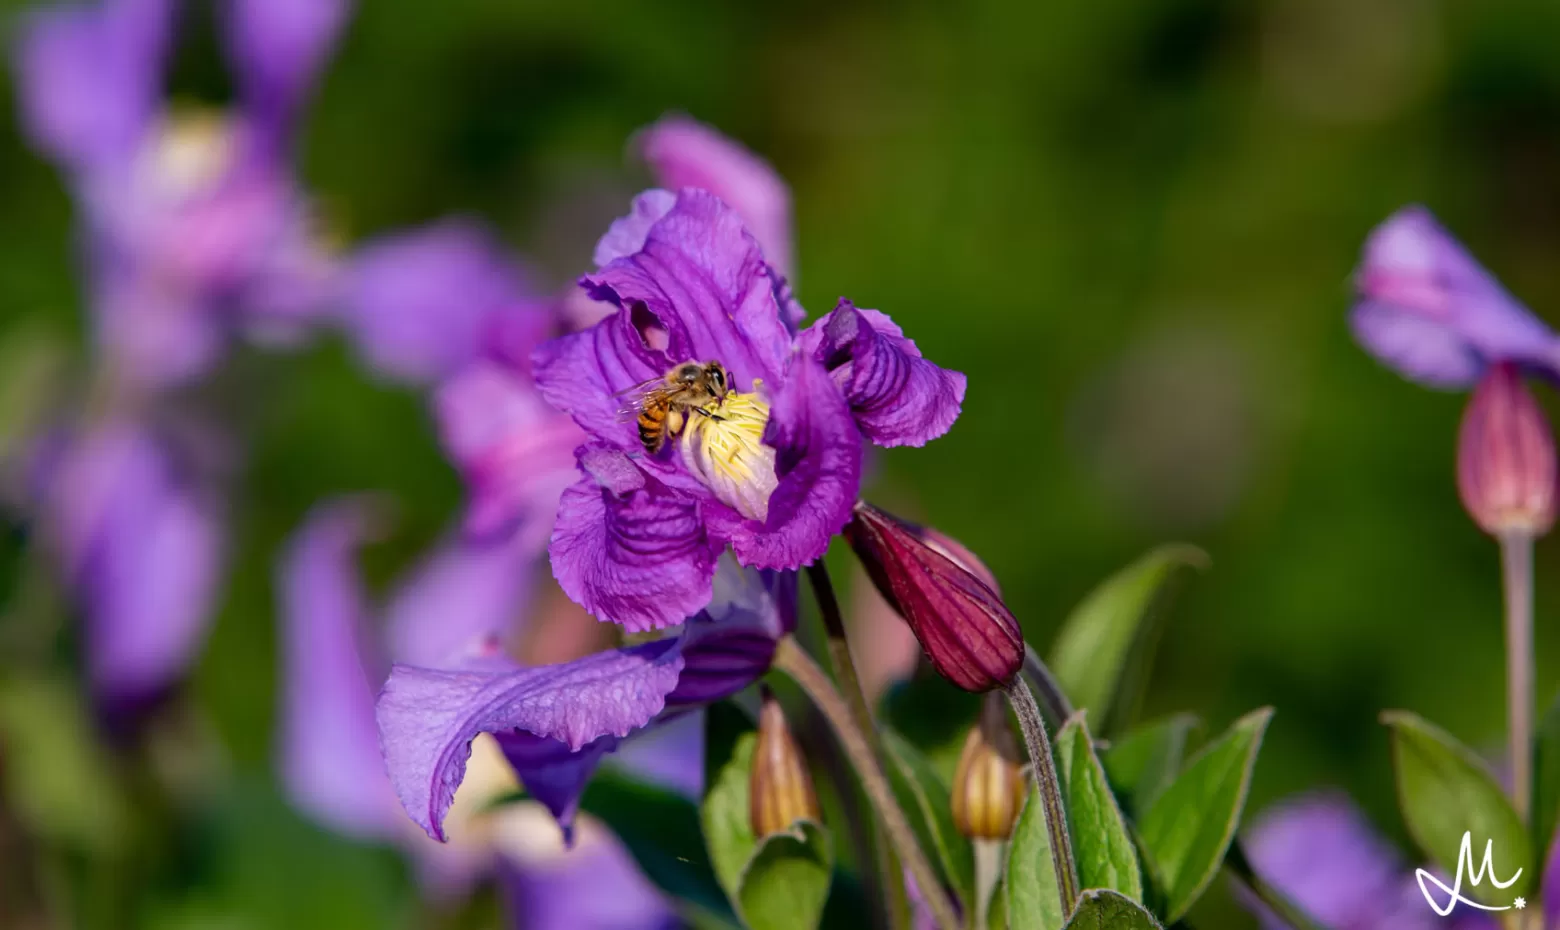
[1501,531,1535,823]
[1005,677,1080,917]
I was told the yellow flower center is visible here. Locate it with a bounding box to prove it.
[141,107,237,201]
[681,389,778,522]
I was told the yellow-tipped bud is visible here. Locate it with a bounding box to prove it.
[749,694,820,837]
[951,694,1027,840]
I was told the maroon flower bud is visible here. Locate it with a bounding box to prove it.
[749,693,820,837]
[951,694,1028,840]
[1457,362,1557,538]
[843,501,1024,692]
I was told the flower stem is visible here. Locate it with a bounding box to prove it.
[1500,532,1535,823]
[774,636,961,930]
[970,839,1004,930]
[1005,677,1080,917]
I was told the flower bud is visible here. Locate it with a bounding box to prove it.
[951,694,1028,840]
[749,693,820,837]
[843,501,1024,692]
[1457,362,1557,538]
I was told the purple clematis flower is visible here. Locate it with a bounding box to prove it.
[14,0,348,393]
[1242,793,1501,930]
[1353,206,1560,389]
[533,187,965,631]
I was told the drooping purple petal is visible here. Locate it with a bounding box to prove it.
[383,531,536,669]
[549,464,722,632]
[636,116,795,279]
[667,563,794,706]
[709,353,862,570]
[277,500,399,839]
[1353,206,1560,388]
[493,730,617,843]
[376,640,684,841]
[804,299,966,448]
[14,0,170,171]
[221,0,351,141]
[346,221,537,384]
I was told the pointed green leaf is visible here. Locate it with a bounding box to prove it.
[882,729,975,906]
[1102,715,1197,820]
[1383,710,1532,899]
[1061,889,1163,929]
[1047,546,1207,733]
[737,820,834,930]
[1005,790,1066,930]
[703,731,761,905]
[1055,714,1143,902]
[1533,693,1560,873]
[1138,707,1272,921]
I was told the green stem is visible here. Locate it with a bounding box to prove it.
[1005,677,1080,917]
[970,839,1004,930]
[775,637,961,930]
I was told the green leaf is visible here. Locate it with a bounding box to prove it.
[703,731,762,904]
[1055,714,1143,902]
[737,820,834,930]
[1061,889,1164,929]
[1005,790,1066,930]
[1533,692,1560,873]
[1383,710,1533,899]
[1138,707,1272,921]
[1102,714,1198,820]
[1047,546,1207,733]
[882,729,975,905]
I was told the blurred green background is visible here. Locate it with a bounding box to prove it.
[5,0,1560,926]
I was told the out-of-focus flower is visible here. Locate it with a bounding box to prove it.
[950,694,1026,840]
[1456,362,1557,539]
[279,501,678,925]
[14,0,348,394]
[1352,206,1560,389]
[534,187,964,631]
[844,501,1021,693]
[749,692,819,837]
[1241,793,1498,930]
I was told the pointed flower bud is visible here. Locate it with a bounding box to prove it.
[843,501,1023,692]
[1457,362,1557,538]
[749,693,820,837]
[951,694,1028,840]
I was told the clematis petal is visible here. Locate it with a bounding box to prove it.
[346,221,538,384]
[277,500,399,839]
[804,299,966,447]
[492,730,616,843]
[592,188,676,268]
[711,353,862,570]
[668,562,793,706]
[637,116,794,279]
[549,464,722,631]
[376,640,684,841]
[383,531,537,669]
[1353,206,1560,388]
[497,832,677,930]
[221,0,351,141]
[14,0,170,171]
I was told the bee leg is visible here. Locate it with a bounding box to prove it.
[691,407,727,422]
[666,409,686,436]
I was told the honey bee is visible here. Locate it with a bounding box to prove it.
[616,360,732,454]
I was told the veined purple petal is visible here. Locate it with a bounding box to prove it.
[592,188,676,268]
[221,0,351,141]
[668,563,793,705]
[712,353,862,570]
[346,221,537,384]
[1353,206,1560,387]
[376,640,684,842]
[549,468,722,632]
[384,531,536,669]
[804,299,966,448]
[636,116,795,279]
[277,500,399,839]
[14,0,170,170]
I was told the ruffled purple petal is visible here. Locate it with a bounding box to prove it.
[376,640,684,841]
[710,353,862,570]
[14,0,170,171]
[221,0,351,142]
[493,730,616,843]
[592,189,676,268]
[636,116,794,279]
[550,461,722,631]
[804,299,966,447]
[383,531,537,669]
[277,500,399,839]
[1353,206,1560,388]
[346,221,537,384]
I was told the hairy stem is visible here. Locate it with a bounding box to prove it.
[775,637,961,930]
[1500,532,1535,824]
[1006,677,1080,917]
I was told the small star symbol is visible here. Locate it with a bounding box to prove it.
[1514,897,1527,910]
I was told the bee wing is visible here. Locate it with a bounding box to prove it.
[612,377,668,422]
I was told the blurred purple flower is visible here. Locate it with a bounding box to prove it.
[14,0,349,393]
[1242,793,1499,930]
[534,187,964,631]
[1353,206,1560,389]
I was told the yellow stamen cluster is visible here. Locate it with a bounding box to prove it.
[681,389,778,522]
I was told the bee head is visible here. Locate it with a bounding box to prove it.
[671,363,703,385]
[704,362,729,393]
